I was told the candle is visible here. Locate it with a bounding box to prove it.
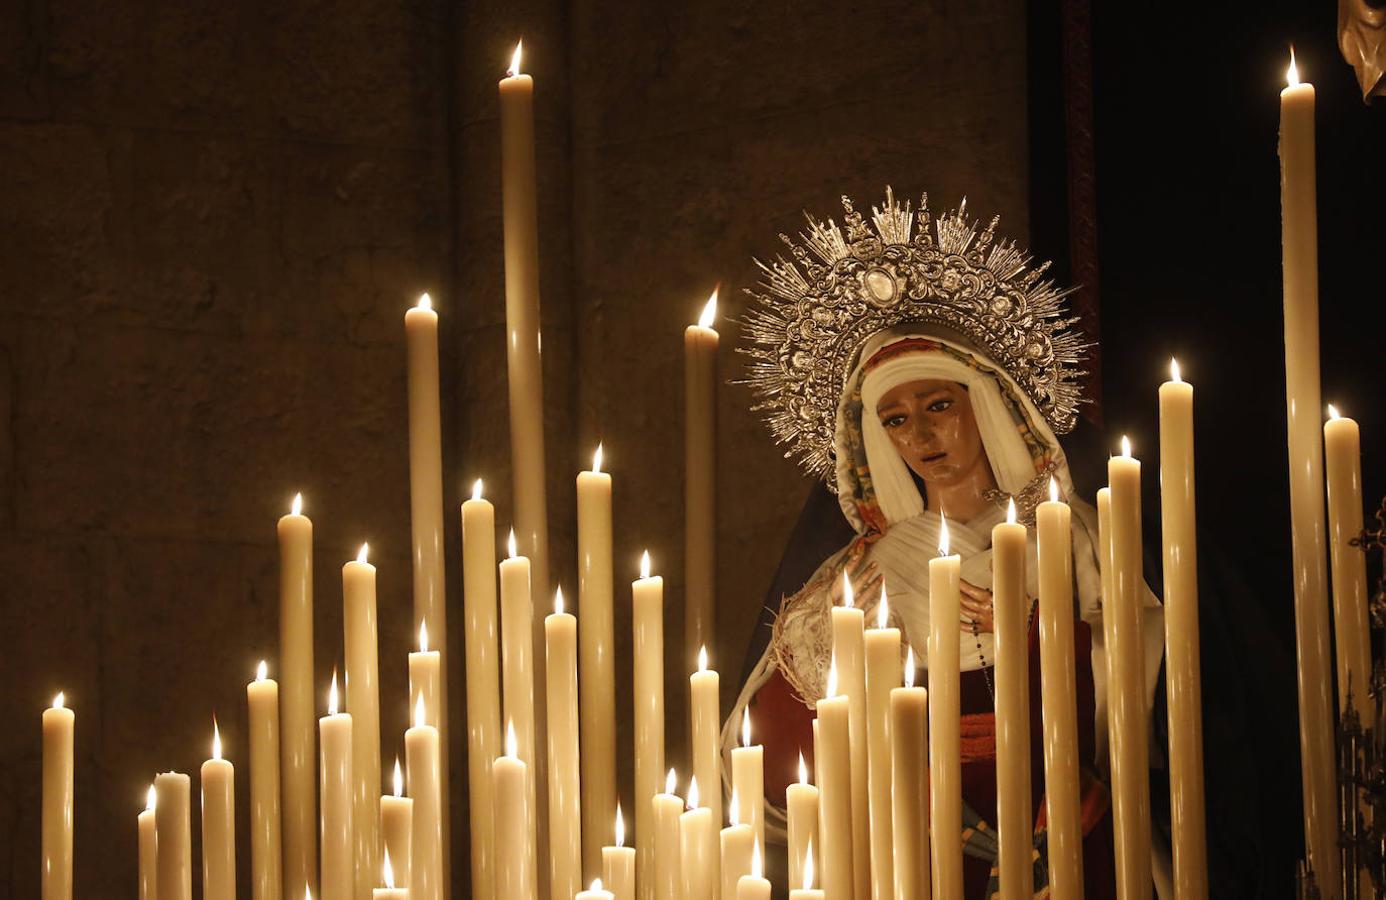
[829,573,870,900]
[373,850,407,900]
[321,672,355,900]
[1158,361,1209,898]
[344,544,382,900]
[139,786,157,900]
[689,646,723,856]
[545,587,582,900]
[249,662,284,900]
[652,770,683,900]
[494,722,537,900]
[735,843,771,900]
[889,650,929,899]
[407,694,444,900]
[680,777,716,900]
[409,623,441,737]
[1326,406,1372,722]
[279,492,317,899]
[786,753,819,893]
[381,759,413,888]
[929,515,963,899]
[577,878,615,900]
[404,293,452,898]
[155,771,192,900]
[789,843,826,900]
[1279,50,1339,886]
[201,720,236,900]
[578,446,618,875]
[41,692,74,900]
[500,531,539,861]
[601,806,636,900]
[633,552,666,898]
[817,660,855,900]
[1108,438,1152,898]
[992,499,1033,899]
[864,582,901,898]
[731,708,764,859]
[1035,481,1082,897]
[720,788,754,900]
[685,289,719,668]
[461,479,501,899]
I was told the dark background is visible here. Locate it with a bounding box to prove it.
[0,0,1381,896]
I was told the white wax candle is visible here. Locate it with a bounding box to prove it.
[155,771,192,900]
[494,723,537,900]
[890,652,929,900]
[679,778,716,900]
[461,481,501,900]
[1159,364,1208,899]
[373,848,407,900]
[633,553,666,898]
[545,589,582,900]
[719,789,753,900]
[578,448,618,876]
[320,673,355,900]
[1326,408,1372,722]
[601,806,636,900]
[652,771,683,900]
[42,693,74,900]
[689,646,723,853]
[344,545,382,900]
[138,786,157,900]
[407,695,444,900]
[817,665,855,900]
[730,709,764,860]
[829,577,870,900]
[929,517,963,900]
[202,720,236,900]
[248,663,283,900]
[786,754,820,892]
[684,290,719,668]
[278,494,317,900]
[499,534,539,862]
[790,843,826,900]
[863,586,901,899]
[577,878,615,900]
[404,294,451,898]
[381,759,413,889]
[992,502,1033,900]
[736,845,770,900]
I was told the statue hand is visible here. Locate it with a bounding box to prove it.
[830,541,881,607]
[958,579,994,634]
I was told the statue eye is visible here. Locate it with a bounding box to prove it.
[881,414,907,429]
[926,398,954,413]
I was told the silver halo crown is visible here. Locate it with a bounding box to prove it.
[740,187,1089,481]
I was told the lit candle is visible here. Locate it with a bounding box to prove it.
[685,288,719,668]
[461,479,501,900]
[731,708,764,859]
[155,770,192,900]
[494,721,537,900]
[864,581,901,898]
[1326,406,1372,723]
[652,769,683,900]
[1035,480,1082,897]
[829,572,870,900]
[404,293,452,898]
[1158,361,1208,898]
[202,719,236,900]
[578,446,618,874]
[139,786,157,900]
[929,513,963,899]
[890,648,929,900]
[789,843,826,900]
[344,543,382,900]
[279,492,317,899]
[1108,438,1152,898]
[992,499,1032,899]
[577,878,615,900]
[735,843,772,900]
[381,759,413,888]
[499,530,539,864]
[680,777,716,900]
[817,658,855,900]
[720,788,754,900]
[689,645,723,856]
[786,752,819,892]
[545,587,582,900]
[320,672,354,900]
[41,691,74,900]
[373,850,407,900]
[407,694,444,900]
[1279,49,1338,886]
[248,662,283,900]
[633,551,666,898]
[601,806,636,900]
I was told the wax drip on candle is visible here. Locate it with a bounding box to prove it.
[1049,477,1060,504]
[939,509,951,556]
[1120,434,1133,458]
[1287,46,1300,87]
[697,645,709,673]
[803,840,816,890]
[729,787,741,826]
[472,478,483,501]
[904,645,916,689]
[592,443,604,474]
[1328,404,1341,421]
[1006,497,1017,525]
[687,775,700,810]
[392,757,403,798]
[554,586,565,616]
[751,839,763,878]
[212,717,223,761]
[877,580,890,628]
[507,40,523,78]
[291,493,302,516]
[416,293,432,312]
[414,693,427,730]
[507,529,518,560]
[382,848,396,889]
[1170,357,1182,383]
[841,571,854,608]
[698,288,719,329]
[827,653,840,697]
[145,784,157,812]
[53,691,65,710]
[256,659,268,682]
[357,542,369,564]
[615,803,626,847]
[419,620,429,654]
[639,550,651,580]
[505,718,518,758]
[328,671,340,716]
[741,707,752,747]
[665,767,678,796]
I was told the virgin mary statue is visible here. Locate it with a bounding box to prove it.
[724,189,1167,898]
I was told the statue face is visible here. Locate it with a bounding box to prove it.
[875,378,991,492]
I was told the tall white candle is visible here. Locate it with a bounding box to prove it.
[731,709,764,861]
[202,720,236,900]
[278,493,317,900]
[155,771,192,900]
[689,646,723,858]
[1279,51,1338,889]
[633,552,666,899]
[720,788,754,900]
[786,753,820,893]
[1325,407,1372,723]
[500,531,539,863]
[863,585,901,900]
[248,662,283,900]
[344,544,381,900]
[381,759,413,889]
[320,673,355,900]
[578,446,618,876]
[829,574,870,900]
[680,778,716,900]
[494,722,537,900]
[817,661,855,900]
[139,786,157,900]
[993,500,1033,900]
[601,806,636,900]
[652,770,683,900]
[890,649,929,900]
[545,588,582,900]
[685,290,719,669]
[929,515,962,900]
[462,480,501,900]
[407,694,444,900]
[42,692,74,900]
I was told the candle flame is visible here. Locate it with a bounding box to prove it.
[905,645,916,688]
[554,585,565,616]
[751,839,763,878]
[393,757,403,798]
[505,718,518,758]
[305,887,313,900]
[592,442,604,474]
[357,542,369,564]
[256,659,268,682]
[414,693,427,730]
[665,767,678,795]
[640,550,651,580]
[877,580,890,628]
[687,775,700,810]
[1049,477,1059,504]
[1006,497,1017,525]
[1328,403,1341,421]
[212,717,223,761]
[741,707,752,747]
[698,288,718,329]
[938,509,950,555]
[382,848,396,889]
[416,293,432,312]
[841,571,854,608]
[1287,46,1300,87]
[698,645,709,673]
[419,620,429,653]
[1170,357,1182,383]
[615,803,626,847]
[729,787,740,826]
[508,40,523,77]
[328,671,339,715]
[827,653,839,697]
[803,840,816,890]
[472,478,483,501]
[798,751,809,785]
[591,880,604,893]
[507,529,518,559]
[291,492,303,516]
[1120,434,1132,458]
[146,783,157,811]
[53,691,65,710]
